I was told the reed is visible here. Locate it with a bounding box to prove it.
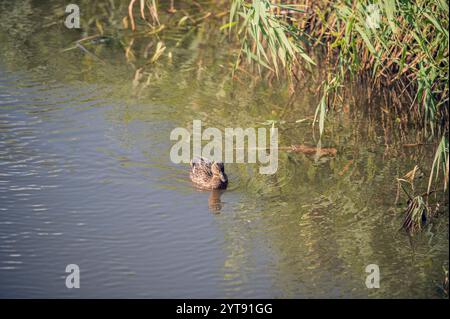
[228,0,449,191]
[228,0,315,76]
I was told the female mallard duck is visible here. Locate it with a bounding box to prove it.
[189,157,228,190]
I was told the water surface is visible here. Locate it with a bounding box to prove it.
[0,1,448,298]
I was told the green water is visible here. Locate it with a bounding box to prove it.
[0,0,447,298]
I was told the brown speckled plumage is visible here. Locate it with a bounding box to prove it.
[189,157,228,190]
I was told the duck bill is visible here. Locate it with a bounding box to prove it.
[219,173,227,183]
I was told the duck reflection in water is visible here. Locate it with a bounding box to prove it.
[208,189,225,213]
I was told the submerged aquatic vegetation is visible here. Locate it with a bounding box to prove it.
[127,0,160,31]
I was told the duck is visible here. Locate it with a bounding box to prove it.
[189,157,228,190]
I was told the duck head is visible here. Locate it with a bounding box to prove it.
[211,162,228,183]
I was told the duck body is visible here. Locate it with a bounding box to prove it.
[189,157,228,190]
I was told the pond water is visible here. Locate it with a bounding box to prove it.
[0,1,448,298]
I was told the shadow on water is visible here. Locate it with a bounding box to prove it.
[0,0,448,298]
